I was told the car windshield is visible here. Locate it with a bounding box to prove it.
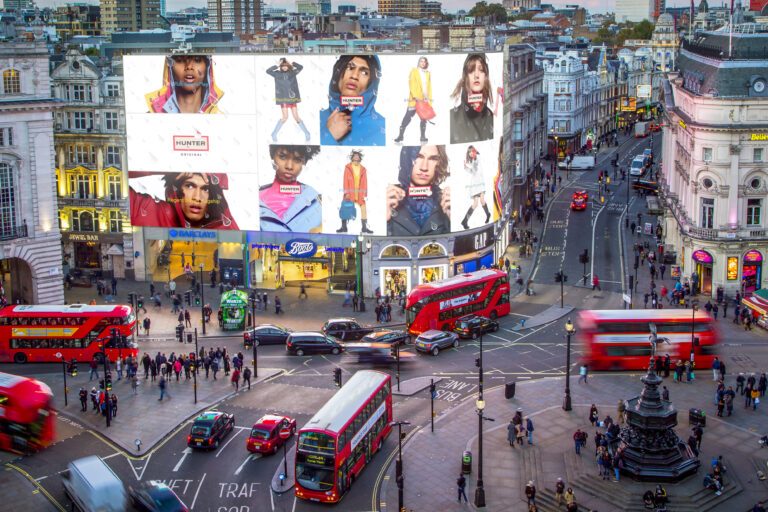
[456,320,471,328]
[250,428,270,440]
[191,421,212,436]
[296,463,334,491]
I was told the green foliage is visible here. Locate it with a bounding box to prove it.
[469,1,508,23]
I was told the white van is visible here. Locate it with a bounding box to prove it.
[558,155,595,170]
[630,156,646,177]
[62,456,127,512]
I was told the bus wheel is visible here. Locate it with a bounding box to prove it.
[432,346,440,356]
[489,311,498,320]
[13,352,27,364]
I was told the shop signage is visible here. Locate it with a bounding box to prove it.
[325,247,346,253]
[636,84,652,99]
[454,226,494,256]
[251,243,281,250]
[67,233,100,242]
[440,292,479,311]
[168,229,216,240]
[172,135,209,151]
[751,134,768,141]
[285,238,317,258]
[671,265,681,278]
[744,250,763,263]
[727,257,738,280]
[620,97,637,112]
[63,232,124,244]
[692,250,713,264]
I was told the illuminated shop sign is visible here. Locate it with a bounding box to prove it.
[168,229,217,240]
[727,257,738,280]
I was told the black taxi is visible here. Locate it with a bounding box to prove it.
[187,411,235,450]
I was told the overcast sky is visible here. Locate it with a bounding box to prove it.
[33,0,694,17]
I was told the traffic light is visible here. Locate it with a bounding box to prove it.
[579,250,590,265]
[137,296,144,310]
[68,359,78,377]
[184,291,191,306]
[430,382,437,399]
[194,294,201,306]
[176,324,184,343]
[105,373,112,391]
[475,357,481,368]
[555,271,562,283]
[333,368,342,387]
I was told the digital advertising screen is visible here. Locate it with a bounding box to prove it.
[124,52,504,236]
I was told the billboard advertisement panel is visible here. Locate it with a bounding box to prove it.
[124,53,504,236]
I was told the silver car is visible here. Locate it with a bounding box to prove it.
[414,329,460,356]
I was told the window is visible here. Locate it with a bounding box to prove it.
[107,174,122,200]
[108,210,122,232]
[513,118,522,140]
[71,111,93,130]
[703,147,713,162]
[67,144,96,165]
[701,197,714,229]
[71,210,96,232]
[106,146,121,166]
[106,83,120,97]
[71,84,91,102]
[0,162,17,237]
[755,148,763,163]
[69,174,96,198]
[747,199,762,226]
[2,69,20,94]
[104,112,119,131]
[0,127,12,147]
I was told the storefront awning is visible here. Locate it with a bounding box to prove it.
[742,295,768,316]
[105,244,124,256]
[754,289,768,301]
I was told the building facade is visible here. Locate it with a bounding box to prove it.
[651,13,679,72]
[207,0,261,36]
[51,50,133,280]
[296,0,331,15]
[99,0,162,35]
[660,30,768,298]
[615,0,653,22]
[378,0,431,18]
[50,5,101,43]
[0,41,64,305]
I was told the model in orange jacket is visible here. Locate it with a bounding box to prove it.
[337,150,373,234]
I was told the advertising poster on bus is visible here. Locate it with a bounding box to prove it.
[123,52,504,235]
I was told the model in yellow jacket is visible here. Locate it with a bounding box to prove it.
[394,57,433,144]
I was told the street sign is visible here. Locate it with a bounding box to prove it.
[279,427,292,440]
[623,294,631,304]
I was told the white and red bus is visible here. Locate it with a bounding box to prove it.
[405,269,510,334]
[295,370,392,504]
[0,372,55,454]
[577,309,719,371]
[0,304,137,364]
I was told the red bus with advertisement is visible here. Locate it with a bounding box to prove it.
[0,304,137,364]
[405,269,510,334]
[295,370,392,504]
[577,309,719,371]
[0,372,55,454]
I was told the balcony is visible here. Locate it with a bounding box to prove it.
[0,224,28,242]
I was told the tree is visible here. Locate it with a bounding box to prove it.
[469,1,508,23]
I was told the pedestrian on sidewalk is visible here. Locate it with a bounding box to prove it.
[725,386,735,416]
[507,420,516,448]
[299,283,308,299]
[243,367,252,390]
[142,353,150,379]
[116,358,123,380]
[275,296,283,315]
[662,385,670,401]
[212,358,219,380]
[713,302,719,319]
[79,387,88,412]
[516,422,526,446]
[456,474,468,503]
[525,481,536,507]
[579,364,588,384]
[759,373,767,397]
[89,359,98,381]
[712,357,721,381]
[573,429,583,455]
[110,394,118,418]
[526,417,535,445]
[90,387,98,411]
[141,317,150,336]
[231,368,240,391]
[752,388,760,411]
[184,309,191,328]
[693,425,704,451]
[158,375,168,400]
[555,478,565,506]
[111,277,117,295]
[564,488,576,510]
[131,375,139,394]
[150,360,157,382]
[589,404,599,426]
[592,275,601,291]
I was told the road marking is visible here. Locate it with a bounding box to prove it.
[216,428,245,457]
[234,453,260,475]
[173,447,192,472]
[292,495,297,512]
[270,487,275,511]
[35,476,47,481]
[486,333,509,342]
[590,195,607,280]
[190,472,206,510]
[129,452,152,480]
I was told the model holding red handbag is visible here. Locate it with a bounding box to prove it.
[394,57,434,144]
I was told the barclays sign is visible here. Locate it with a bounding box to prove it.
[285,238,316,258]
[168,229,217,240]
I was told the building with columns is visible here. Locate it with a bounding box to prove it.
[651,13,679,72]
[660,29,768,298]
[0,41,64,305]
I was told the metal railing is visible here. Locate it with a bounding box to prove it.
[0,223,28,242]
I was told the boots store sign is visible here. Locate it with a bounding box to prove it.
[285,239,317,258]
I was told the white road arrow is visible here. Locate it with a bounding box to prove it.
[173,447,192,472]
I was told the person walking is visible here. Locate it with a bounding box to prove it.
[275,296,283,315]
[211,358,219,380]
[89,359,99,381]
[79,387,88,412]
[573,429,583,455]
[242,366,252,390]
[579,364,588,384]
[456,474,468,503]
[752,387,760,411]
[526,417,535,445]
[110,394,118,419]
[299,283,308,299]
[592,274,601,291]
[111,277,117,295]
[712,357,721,381]
[507,420,516,448]
[184,309,192,328]
[555,478,565,506]
[131,374,139,395]
[589,404,599,426]
[525,481,537,507]
[158,375,167,401]
[617,399,626,425]
[142,316,151,337]
[564,487,576,509]
[231,367,240,391]
[516,422,525,446]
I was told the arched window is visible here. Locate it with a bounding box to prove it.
[380,244,411,259]
[418,243,447,258]
[3,69,20,95]
[0,162,18,237]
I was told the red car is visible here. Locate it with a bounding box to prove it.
[571,190,588,211]
[246,414,296,454]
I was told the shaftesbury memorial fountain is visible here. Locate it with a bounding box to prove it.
[616,324,701,481]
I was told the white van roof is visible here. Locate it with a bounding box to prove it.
[70,456,122,490]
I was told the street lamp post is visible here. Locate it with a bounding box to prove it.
[626,168,631,229]
[57,355,74,407]
[98,342,111,428]
[193,328,199,404]
[390,420,410,512]
[252,337,259,378]
[690,301,699,364]
[199,264,206,335]
[563,318,576,411]
[475,333,486,508]
[353,236,371,305]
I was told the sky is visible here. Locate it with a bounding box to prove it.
[33,0,693,17]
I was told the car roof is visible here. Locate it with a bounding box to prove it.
[253,414,289,428]
[290,331,325,336]
[326,318,357,323]
[643,148,652,154]
[255,324,284,330]
[195,411,226,422]
[457,314,478,321]
[419,329,448,338]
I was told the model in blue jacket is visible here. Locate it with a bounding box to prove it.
[320,55,385,146]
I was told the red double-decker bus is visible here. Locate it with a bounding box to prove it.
[295,370,392,504]
[0,372,55,454]
[577,309,719,371]
[405,269,510,334]
[0,304,137,364]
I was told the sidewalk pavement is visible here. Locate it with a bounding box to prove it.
[34,363,283,455]
[382,371,768,512]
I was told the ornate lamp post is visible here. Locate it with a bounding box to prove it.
[199,264,206,335]
[390,420,410,512]
[352,236,371,304]
[563,318,576,411]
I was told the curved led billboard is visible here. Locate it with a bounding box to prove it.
[124,52,503,236]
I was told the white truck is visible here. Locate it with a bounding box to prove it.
[62,456,127,512]
[558,155,595,170]
[634,121,649,138]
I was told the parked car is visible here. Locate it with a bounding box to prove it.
[128,481,189,511]
[322,318,375,341]
[360,329,409,346]
[286,332,344,356]
[187,411,235,450]
[453,314,499,339]
[570,190,588,211]
[243,324,292,347]
[630,156,646,177]
[62,456,127,512]
[246,414,296,455]
[414,329,460,356]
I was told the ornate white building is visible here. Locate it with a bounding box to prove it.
[0,41,64,304]
[651,13,679,72]
[660,29,768,298]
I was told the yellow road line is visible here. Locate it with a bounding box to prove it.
[5,462,67,512]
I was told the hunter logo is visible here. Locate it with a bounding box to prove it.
[340,96,364,107]
[408,186,431,197]
[173,135,209,151]
[279,185,301,195]
[285,239,316,258]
